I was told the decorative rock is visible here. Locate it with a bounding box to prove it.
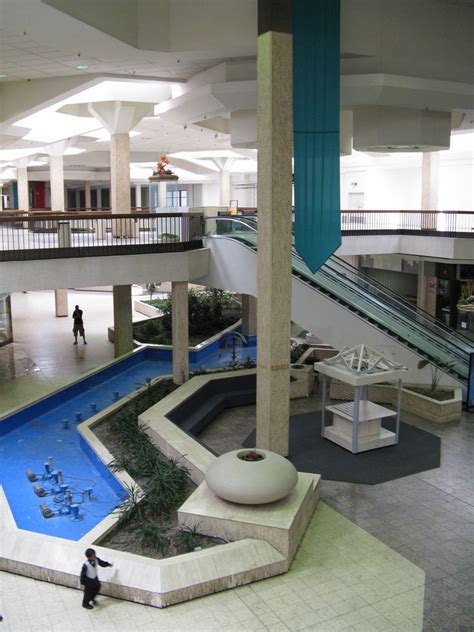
[205,449,298,505]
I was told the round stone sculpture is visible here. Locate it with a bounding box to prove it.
[205,449,298,505]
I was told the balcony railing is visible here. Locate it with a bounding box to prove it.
[0,212,204,261]
[340,210,474,237]
[216,208,474,238]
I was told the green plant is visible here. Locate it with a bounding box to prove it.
[136,522,171,554]
[417,357,456,394]
[290,343,308,364]
[146,282,161,301]
[458,285,470,306]
[114,482,142,526]
[174,524,205,553]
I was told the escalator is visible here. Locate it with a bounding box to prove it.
[204,216,473,389]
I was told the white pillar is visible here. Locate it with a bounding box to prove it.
[158,182,167,208]
[241,294,257,337]
[172,281,189,384]
[111,133,131,214]
[219,170,231,207]
[256,25,293,456]
[421,152,440,231]
[113,284,133,357]
[17,166,29,211]
[421,152,440,210]
[96,187,102,210]
[135,184,142,209]
[84,181,92,210]
[49,154,65,211]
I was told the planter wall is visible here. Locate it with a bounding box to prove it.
[290,364,314,398]
[329,379,462,423]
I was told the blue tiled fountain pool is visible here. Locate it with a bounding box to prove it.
[0,338,256,540]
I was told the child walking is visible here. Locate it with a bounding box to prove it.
[80,548,113,609]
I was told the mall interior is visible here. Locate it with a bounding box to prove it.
[0,1,473,631]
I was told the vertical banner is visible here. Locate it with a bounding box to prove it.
[293,0,341,273]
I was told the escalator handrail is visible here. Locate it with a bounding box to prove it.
[207,216,474,353]
[205,229,469,378]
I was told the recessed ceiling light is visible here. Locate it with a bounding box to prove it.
[0,74,7,78]
[76,64,89,70]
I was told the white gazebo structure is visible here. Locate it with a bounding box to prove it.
[314,345,407,454]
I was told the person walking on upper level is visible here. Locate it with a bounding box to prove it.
[72,305,87,345]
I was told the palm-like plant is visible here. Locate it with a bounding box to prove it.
[417,357,456,394]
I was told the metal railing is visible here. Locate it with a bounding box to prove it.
[214,209,474,238]
[0,212,204,261]
[340,210,474,237]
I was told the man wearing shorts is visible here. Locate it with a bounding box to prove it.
[72,305,87,345]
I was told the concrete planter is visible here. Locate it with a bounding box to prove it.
[329,379,462,423]
[134,299,162,318]
[205,449,298,505]
[290,364,314,398]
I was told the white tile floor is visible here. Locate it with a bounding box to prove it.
[0,291,425,631]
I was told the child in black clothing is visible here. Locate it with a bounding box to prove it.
[80,548,113,609]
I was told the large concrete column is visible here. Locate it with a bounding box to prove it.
[171,281,189,384]
[219,170,231,206]
[417,260,437,317]
[241,294,257,337]
[47,147,70,316]
[49,154,65,211]
[256,4,293,456]
[84,181,92,210]
[421,152,440,230]
[111,133,131,214]
[16,165,29,211]
[135,183,142,209]
[113,284,133,357]
[158,182,167,208]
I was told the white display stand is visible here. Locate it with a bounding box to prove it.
[314,359,406,454]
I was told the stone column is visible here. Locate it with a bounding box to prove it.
[111,133,131,214]
[135,183,142,210]
[84,181,92,210]
[171,281,189,384]
[417,260,437,317]
[219,170,231,207]
[49,153,68,315]
[256,4,293,456]
[17,166,29,211]
[241,294,257,337]
[113,284,133,357]
[158,182,167,208]
[7,182,14,209]
[50,155,65,211]
[421,152,440,230]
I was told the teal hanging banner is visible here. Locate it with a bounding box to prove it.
[293,0,340,273]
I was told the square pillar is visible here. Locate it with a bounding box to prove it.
[172,281,189,384]
[113,284,133,357]
[55,288,68,317]
[256,8,293,456]
[241,294,257,337]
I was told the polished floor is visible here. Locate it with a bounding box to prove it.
[1,291,472,630]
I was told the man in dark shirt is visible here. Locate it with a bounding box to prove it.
[72,305,87,345]
[80,548,113,609]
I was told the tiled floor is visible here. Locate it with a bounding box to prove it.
[4,290,474,630]
[200,395,474,632]
[0,503,424,632]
